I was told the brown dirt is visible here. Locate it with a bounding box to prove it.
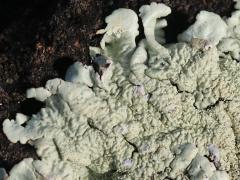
[0,0,235,172]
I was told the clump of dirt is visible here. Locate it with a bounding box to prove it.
[0,0,235,171]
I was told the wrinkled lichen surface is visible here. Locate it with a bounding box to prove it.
[2,2,240,180]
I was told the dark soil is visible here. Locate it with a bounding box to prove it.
[0,0,235,172]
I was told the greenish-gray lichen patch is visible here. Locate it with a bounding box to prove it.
[2,2,240,180]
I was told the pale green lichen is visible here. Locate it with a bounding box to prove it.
[2,2,240,180]
[234,0,240,10]
[218,9,240,61]
[178,11,227,45]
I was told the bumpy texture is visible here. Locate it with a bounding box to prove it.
[2,2,240,180]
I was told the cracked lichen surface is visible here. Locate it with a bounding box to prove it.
[2,2,240,180]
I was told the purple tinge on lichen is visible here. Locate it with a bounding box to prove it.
[208,144,221,168]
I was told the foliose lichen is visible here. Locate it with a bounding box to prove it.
[2,2,240,180]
